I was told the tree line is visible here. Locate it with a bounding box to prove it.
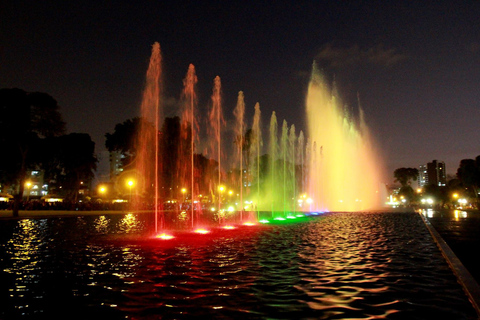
[0,88,97,216]
[394,156,480,208]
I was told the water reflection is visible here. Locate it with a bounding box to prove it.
[454,210,468,220]
[420,208,470,219]
[0,212,477,319]
[3,219,47,316]
[94,215,109,233]
[117,213,144,233]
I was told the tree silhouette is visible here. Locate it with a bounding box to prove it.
[393,167,419,187]
[0,88,65,216]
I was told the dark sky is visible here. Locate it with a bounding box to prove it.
[1,1,479,182]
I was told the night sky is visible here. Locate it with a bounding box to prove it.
[2,1,479,183]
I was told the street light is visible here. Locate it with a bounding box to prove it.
[219,185,225,211]
[127,180,134,202]
[181,188,187,205]
[98,185,107,197]
[25,181,32,201]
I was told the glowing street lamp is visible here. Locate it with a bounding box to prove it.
[218,185,225,210]
[127,179,135,202]
[98,185,107,197]
[181,188,187,204]
[25,181,32,201]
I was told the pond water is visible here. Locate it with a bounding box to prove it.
[0,211,477,319]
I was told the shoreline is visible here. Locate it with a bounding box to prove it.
[0,210,151,220]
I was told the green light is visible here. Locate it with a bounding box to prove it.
[286,215,296,219]
[259,219,270,224]
[274,217,286,221]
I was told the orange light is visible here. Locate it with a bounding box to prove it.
[222,225,235,230]
[243,222,256,226]
[194,228,210,234]
[156,233,174,240]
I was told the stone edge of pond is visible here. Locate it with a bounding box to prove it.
[0,210,144,220]
[419,211,480,317]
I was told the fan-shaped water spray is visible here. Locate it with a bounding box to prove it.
[305,64,383,211]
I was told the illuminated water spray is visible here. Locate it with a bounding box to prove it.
[181,64,198,227]
[306,64,383,211]
[251,103,262,218]
[233,91,245,220]
[135,43,383,233]
[268,112,278,215]
[208,76,224,211]
[136,42,162,232]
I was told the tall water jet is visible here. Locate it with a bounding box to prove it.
[288,124,296,214]
[233,91,245,219]
[281,120,288,214]
[298,130,305,198]
[136,42,162,232]
[181,64,198,227]
[208,76,224,212]
[268,112,278,216]
[251,103,262,217]
[306,64,383,211]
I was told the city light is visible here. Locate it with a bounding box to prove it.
[98,185,107,195]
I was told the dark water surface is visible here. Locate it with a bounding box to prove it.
[425,209,480,286]
[0,211,477,319]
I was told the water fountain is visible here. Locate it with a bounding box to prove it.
[3,42,477,320]
[134,43,384,233]
[233,91,245,220]
[305,64,383,211]
[135,42,162,231]
[208,76,224,213]
[180,64,198,228]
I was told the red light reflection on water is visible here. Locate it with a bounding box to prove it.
[155,233,175,240]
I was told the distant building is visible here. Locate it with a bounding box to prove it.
[419,160,446,187]
[418,164,428,187]
[109,150,125,180]
[23,170,48,198]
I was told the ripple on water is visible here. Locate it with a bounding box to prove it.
[0,212,477,319]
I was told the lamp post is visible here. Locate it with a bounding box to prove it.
[98,185,107,197]
[219,185,225,211]
[181,188,186,208]
[452,193,459,208]
[25,181,32,202]
[127,180,134,203]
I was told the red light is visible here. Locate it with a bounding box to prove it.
[156,233,174,240]
[222,225,236,230]
[194,228,210,234]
